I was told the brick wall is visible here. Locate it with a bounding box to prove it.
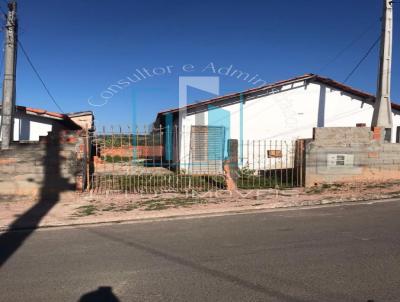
[0,130,84,197]
[305,127,400,186]
[100,146,163,158]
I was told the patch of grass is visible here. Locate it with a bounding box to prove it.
[143,201,169,211]
[306,182,347,194]
[139,197,207,211]
[123,204,139,211]
[102,205,116,211]
[365,183,392,189]
[91,174,226,193]
[307,187,317,192]
[305,187,323,194]
[333,183,345,187]
[112,204,140,212]
[237,176,293,189]
[103,155,132,163]
[168,198,206,208]
[75,205,98,216]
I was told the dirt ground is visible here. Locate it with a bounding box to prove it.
[1,181,400,230]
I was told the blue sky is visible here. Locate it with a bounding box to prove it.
[4,0,400,127]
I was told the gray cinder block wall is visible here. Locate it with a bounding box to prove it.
[305,127,400,186]
[0,130,84,198]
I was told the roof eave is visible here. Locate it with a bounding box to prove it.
[156,73,400,118]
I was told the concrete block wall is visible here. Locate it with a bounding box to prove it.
[305,127,400,186]
[0,130,84,197]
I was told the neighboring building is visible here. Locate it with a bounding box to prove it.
[155,74,400,172]
[68,111,95,132]
[0,105,94,141]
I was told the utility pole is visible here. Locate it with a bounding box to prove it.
[0,1,17,150]
[371,0,394,142]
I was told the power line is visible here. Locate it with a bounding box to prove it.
[318,20,379,73]
[0,3,63,113]
[17,40,64,113]
[343,35,381,84]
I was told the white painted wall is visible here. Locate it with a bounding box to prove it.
[178,80,400,170]
[0,113,54,141]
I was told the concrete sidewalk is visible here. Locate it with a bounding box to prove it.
[1,181,400,231]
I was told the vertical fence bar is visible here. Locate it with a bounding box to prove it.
[257,140,260,188]
[300,140,304,187]
[183,125,187,193]
[291,141,294,188]
[280,140,283,188]
[285,141,288,187]
[274,140,278,187]
[296,140,300,187]
[119,125,122,150]
[269,140,272,188]
[102,126,106,174]
[111,126,115,174]
[152,128,155,168]
[174,125,178,192]
[167,125,171,187]
[111,125,114,151]
[85,128,91,190]
[263,140,266,188]
[251,140,254,189]
[135,125,139,194]
[127,125,131,148]
[240,139,243,188]
[177,125,183,192]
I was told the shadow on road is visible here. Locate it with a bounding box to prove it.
[78,286,120,302]
[87,228,322,302]
[0,130,73,267]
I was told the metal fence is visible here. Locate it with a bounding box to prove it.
[89,126,226,194]
[237,139,305,189]
[85,126,305,194]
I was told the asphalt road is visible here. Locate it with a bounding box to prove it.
[1,201,400,302]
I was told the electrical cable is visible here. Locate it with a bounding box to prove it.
[318,19,379,73]
[17,39,64,113]
[343,35,381,84]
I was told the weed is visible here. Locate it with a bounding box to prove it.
[139,197,206,211]
[75,205,98,216]
[123,204,139,211]
[143,201,168,211]
[365,183,391,189]
[102,205,116,211]
[305,187,323,194]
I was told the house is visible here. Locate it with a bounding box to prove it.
[155,74,400,173]
[68,111,95,132]
[0,105,94,141]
